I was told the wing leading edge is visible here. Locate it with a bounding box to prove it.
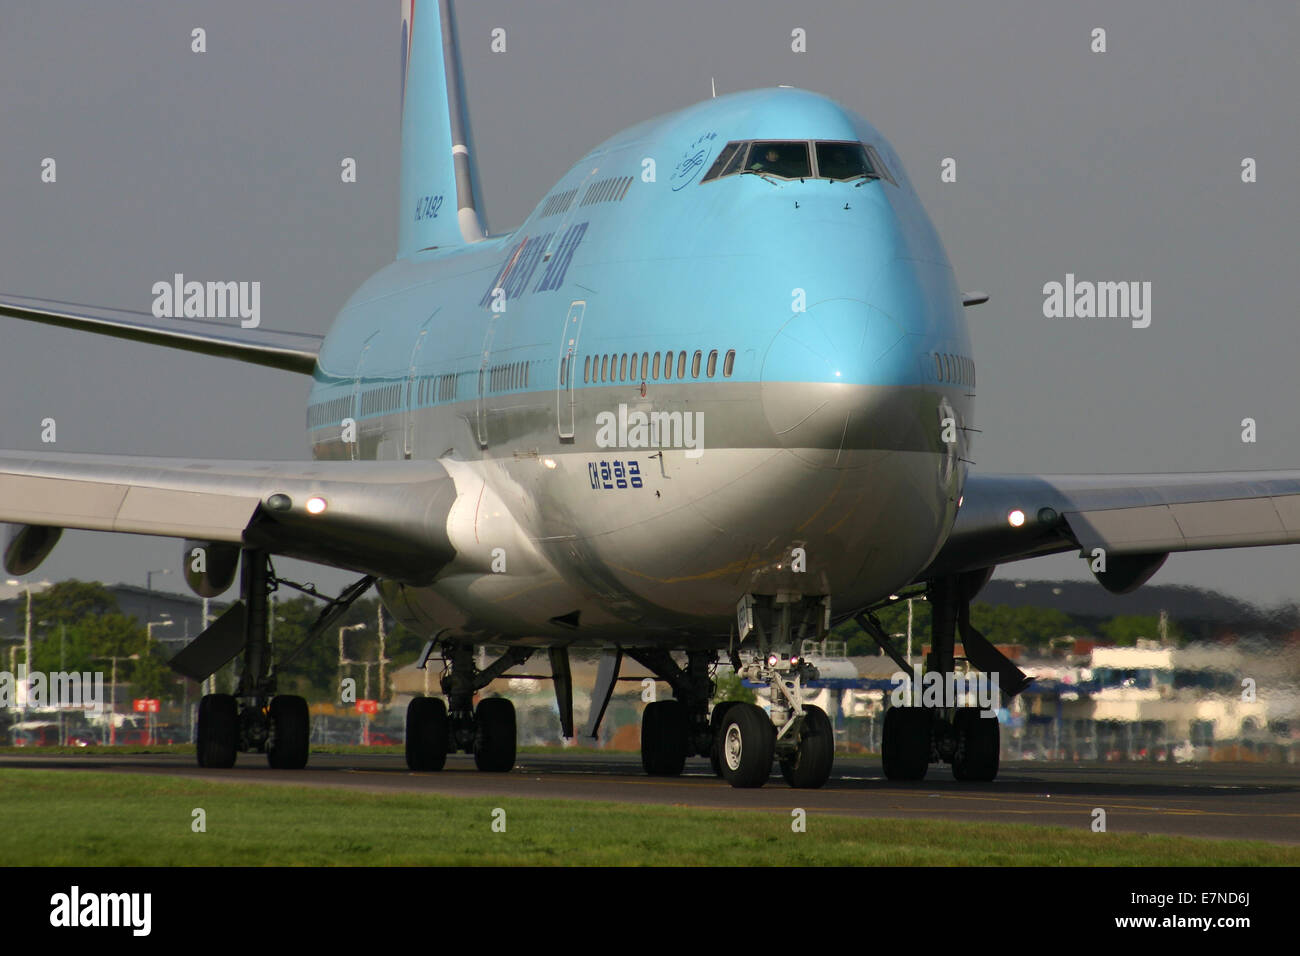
[920,470,1300,581]
[0,295,320,375]
[0,451,457,585]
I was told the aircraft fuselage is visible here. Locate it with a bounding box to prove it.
[307,88,974,647]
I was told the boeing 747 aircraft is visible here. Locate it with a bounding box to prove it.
[5,0,1300,787]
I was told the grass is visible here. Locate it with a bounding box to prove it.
[0,743,633,756]
[0,768,1295,866]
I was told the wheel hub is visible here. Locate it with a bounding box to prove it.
[724,724,744,771]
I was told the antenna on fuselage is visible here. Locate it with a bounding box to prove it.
[711,76,716,98]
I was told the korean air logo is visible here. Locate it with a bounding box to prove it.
[670,131,719,191]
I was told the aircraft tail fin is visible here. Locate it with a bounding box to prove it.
[399,0,487,256]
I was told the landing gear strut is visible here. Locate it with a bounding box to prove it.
[625,649,716,777]
[191,549,375,769]
[859,572,1030,782]
[405,640,532,772]
[721,593,835,789]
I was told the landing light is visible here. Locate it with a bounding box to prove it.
[767,653,779,667]
[542,458,558,469]
[1007,509,1025,528]
[306,497,328,515]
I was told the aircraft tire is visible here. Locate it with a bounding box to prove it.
[882,707,930,781]
[718,702,774,789]
[405,696,449,771]
[641,699,688,776]
[197,693,237,769]
[708,701,738,777]
[779,704,834,789]
[473,697,516,772]
[951,706,999,781]
[267,695,310,769]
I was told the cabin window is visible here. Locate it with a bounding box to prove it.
[707,350,718,377]
[691,350,702,378]
[664,351,674,380]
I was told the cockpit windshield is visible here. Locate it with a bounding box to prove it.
[745,141,811,179]
[701,139,892,185]
[815,141,873,180]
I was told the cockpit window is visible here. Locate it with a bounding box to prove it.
[746,141,811,179]
[701,139,894,185]
[702,142,743,182]
[815,141,875,181]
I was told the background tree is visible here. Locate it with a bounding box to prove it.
[30,580,119,627]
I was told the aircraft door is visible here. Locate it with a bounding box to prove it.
[476,310,502,448]
[556,300,586,441]
[349,340,373,462]
[404,314,436,459]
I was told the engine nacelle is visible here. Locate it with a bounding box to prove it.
[182,540,241,597]
[3,523,62,575]
[1092,551,1168,594]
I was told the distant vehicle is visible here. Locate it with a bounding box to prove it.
[67,733,99,747]
[10,722,60,747]
[366,731,399,746]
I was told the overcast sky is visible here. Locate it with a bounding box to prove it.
[1,0,1298,610]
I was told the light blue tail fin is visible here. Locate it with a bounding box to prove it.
[399,0,486,256]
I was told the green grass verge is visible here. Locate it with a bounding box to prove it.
[1,769,1295,866]
[0,744,634,756]
[0,744,405,756]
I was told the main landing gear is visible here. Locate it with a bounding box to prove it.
[857,572,1033,783]
[405,640,533,772]
[187,549,376,769]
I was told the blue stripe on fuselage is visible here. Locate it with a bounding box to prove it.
[309,88,969,427]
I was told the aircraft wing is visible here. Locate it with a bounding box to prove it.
[0,450,458,585]
[0,294,320,375]
[920,470,1300,581]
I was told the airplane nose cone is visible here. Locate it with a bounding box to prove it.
[760,298,903,462]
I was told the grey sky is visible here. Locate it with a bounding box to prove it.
[1,1,1297,608]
